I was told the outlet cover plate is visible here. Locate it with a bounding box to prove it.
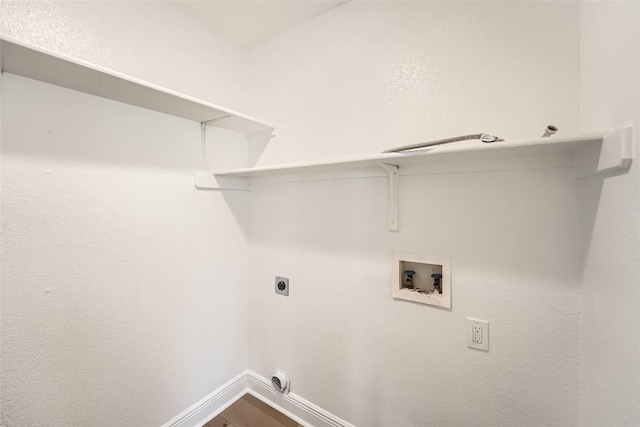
[275,276,289,296]
[467,317,489,351]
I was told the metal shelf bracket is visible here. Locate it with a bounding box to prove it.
[379,162,399,231]
[597,126,633,174]
[201,115,231,156]
[576,126,634,178]
[194,172,248,191]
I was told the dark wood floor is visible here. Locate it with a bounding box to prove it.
[204,393,302,427]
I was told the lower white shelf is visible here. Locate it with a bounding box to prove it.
[196,127,633,231]
[203,127,632,183]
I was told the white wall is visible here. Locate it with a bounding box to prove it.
[578,2,640,425]
[246,2,583,426]
[0,2,253,425]
[247,1,580,165]
[1,73,250,427]
[0,1,250,113]
[2,1,638,426]
[248,167,581,426]
[1,73,250,426]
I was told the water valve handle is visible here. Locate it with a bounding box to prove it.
[404,270,416,289]
[431,274,442,279]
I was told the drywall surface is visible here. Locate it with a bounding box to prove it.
[0,0,250,113]
[246,1,580,165]
[1,3,254,425]
[248,166,581,426]
[1,74,249,426]
[578,2,640,425]
[245,2,582,425]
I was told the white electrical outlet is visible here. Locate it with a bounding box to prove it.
[467,318,489,351]
[473,324,483,344]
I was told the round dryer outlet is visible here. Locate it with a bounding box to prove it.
[271,368,290,394]
[275,276,289,296]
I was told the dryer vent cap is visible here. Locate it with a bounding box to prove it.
[271,369,290,394]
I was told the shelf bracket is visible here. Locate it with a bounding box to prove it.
[248,129,278,167]
[379,162,399,231]
[576,126,634,178]
[193,172,248,191]
[200,115,231,156]
[597,126,633,174]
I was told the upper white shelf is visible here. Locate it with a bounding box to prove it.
[0,37,274,136]
[212,128,633,179]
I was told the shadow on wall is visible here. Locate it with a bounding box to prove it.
[2,73,254,236]
[244,153,633,425]
[1,71,253,425]
[0,73,247,172]
[576,147,635,283]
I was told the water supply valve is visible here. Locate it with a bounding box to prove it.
[404,270,416,289]
[431,273,443,294]
[392,252,451,308]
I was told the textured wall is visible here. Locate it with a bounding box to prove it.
[1,2,254,426]
[0,0,250,113]
[578,2,640,425]
[248,167,581,426]
[1,75,249,426]
[245,2,583,425]
[246,1,580,165]
[4,1,636,426]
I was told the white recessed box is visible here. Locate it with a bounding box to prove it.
[392,252,451,308]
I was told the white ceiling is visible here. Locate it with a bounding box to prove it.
[176,1,349,48]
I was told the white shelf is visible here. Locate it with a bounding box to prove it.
[201,127,633,232]
[2,37,632,230]
[0,37,274,136]
[212,128,632,179]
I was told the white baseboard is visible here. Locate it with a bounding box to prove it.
[162,370,354,427]
[161,370,249,427]
[244,371,355,427]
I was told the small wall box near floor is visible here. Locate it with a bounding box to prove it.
[0,37,277,170]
